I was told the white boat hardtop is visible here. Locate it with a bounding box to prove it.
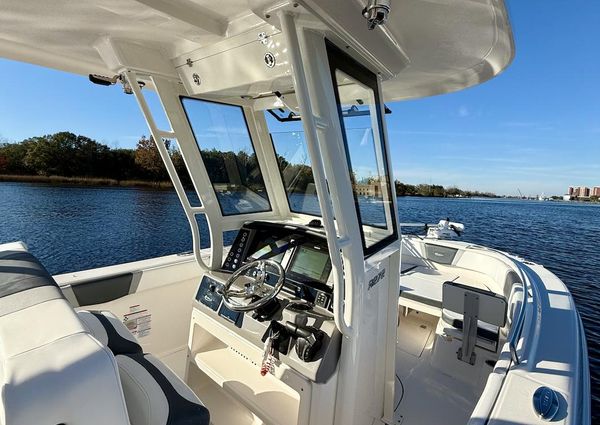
[0,1,590,425]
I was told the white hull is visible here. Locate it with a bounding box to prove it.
[45,237,588,425]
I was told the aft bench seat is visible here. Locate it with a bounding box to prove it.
[78,309,210,425]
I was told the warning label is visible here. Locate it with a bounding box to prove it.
[123,305,152,338]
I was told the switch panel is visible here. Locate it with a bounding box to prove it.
[196,276,223,311]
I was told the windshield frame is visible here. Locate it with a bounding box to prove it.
[180,96,273,217]
[267,125,322,218]
[326,40,399,257]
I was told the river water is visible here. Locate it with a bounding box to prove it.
[1,182,598,418]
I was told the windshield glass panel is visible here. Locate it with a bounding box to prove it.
[181,97,271,216]
[329,48,398,254]
[266,111,321,216]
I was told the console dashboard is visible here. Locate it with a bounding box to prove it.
[191,221,340,383]
[221,221,333,310]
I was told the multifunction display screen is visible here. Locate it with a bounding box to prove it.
[289,245,331,284]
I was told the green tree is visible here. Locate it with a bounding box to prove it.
[0,142,32,174]
[171,148,192,187]
[134,136,169,180]
[23,133,75,176]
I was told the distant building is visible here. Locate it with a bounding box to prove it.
[354,183,381,197]
[581,186,591,197]
[563,195,571,201]
[567,186,599,199]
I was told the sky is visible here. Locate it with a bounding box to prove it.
[0,2,599,196]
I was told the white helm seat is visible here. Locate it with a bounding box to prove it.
[78,310,210,425]
[0,242,130,425]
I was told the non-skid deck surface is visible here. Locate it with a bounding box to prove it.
[397,310,435,357]
[394,311,478,425]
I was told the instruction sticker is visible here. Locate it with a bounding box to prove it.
[123,305,152,338]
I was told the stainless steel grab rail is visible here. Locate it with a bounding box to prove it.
[507,259,529,365]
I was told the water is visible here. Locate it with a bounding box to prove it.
[1,182,598,418]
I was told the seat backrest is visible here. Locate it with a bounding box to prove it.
[442,281,507,327]
[442,281,507,364]
[0,242,130,425]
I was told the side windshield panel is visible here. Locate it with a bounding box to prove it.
[181,97,271,216]
[265,111,321,216]
[327,42,398,255]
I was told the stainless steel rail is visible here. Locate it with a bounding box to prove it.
[506,259,529,364]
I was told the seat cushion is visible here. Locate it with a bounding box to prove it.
[78,310,143,355]
[0,244,60,298]
[117,353,210,425]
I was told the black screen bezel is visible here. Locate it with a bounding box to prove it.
[285,244,332,289]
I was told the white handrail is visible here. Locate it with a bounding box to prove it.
[126,70,210,272]
[279,12,353,337]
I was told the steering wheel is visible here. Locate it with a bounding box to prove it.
[221,259,285,312]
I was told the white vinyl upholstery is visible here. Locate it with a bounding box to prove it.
[78,309,210,425]
[78,309,143,354]
[117,354,209,425]
[0,242,130,425]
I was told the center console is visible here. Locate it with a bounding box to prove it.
[186,221,341,425]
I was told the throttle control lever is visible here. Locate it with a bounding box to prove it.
[285,321,324,362]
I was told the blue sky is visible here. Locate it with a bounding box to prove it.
[1,2,599,196]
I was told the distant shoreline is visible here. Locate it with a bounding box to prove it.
[0,174,174,189]
[2,176,598,204]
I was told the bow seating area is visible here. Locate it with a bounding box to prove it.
[0,242,209,425]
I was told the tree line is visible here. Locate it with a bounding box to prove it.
[0,132,198,186]
[394,182,496,198]
[0,131,496,197]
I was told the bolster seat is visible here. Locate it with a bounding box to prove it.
[117,353,210,425]
[78,309,210,425]
[440,281,507,359]
[78,310,143,354]
[0,242,131,425]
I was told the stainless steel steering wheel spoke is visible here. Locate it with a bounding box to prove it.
[221,259,285,312]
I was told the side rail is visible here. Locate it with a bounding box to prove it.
[507,258,528,364]
[470,249,590,424]
[466,248,531,424]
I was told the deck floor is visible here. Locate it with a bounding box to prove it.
[394,310,479,425]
